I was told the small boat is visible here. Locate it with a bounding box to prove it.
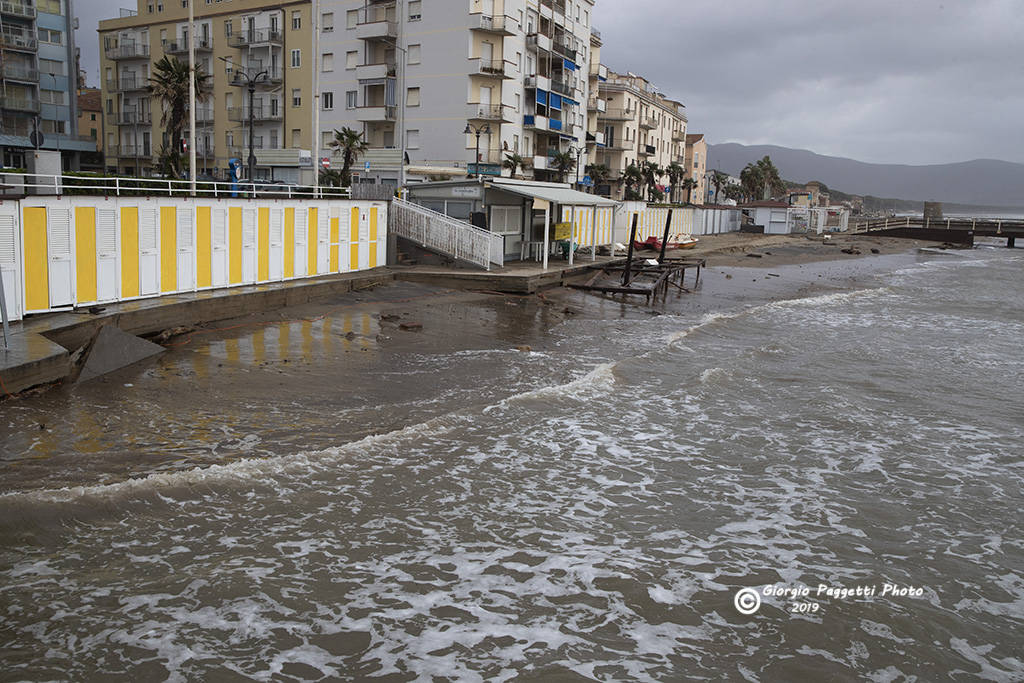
[631,236,699,252]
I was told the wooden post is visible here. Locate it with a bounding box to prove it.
[568,205,575,267]
[591,207,597,262]
[658,209,673,263]
[542,203,550,271]
[622,213,638,286]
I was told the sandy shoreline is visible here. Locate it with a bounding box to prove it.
[0,238,953,493]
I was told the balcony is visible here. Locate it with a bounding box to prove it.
[526,33,552,52]
[1,29,37,51]
[354,105,396,122]
[639,115,658,130]
[355,15,398,41]
[587,97,607,113]
[356,61,396,81]
[0,95,38,112]
[194,145,215,158]
[113,144,153,158]
[550,78,572,96]
[471,58,512,79]
[599,108,633,121]
[165,37,213,55]
[604,140,630,152]
[470,13,516,36]
[106,43,149,60]
[228,106,283,123]
[189,108,214,123]
[468,104,511,122]
[672,130,686,142]
[552,38,576,60]
[524,74,551,92]
[115,110,153,126]
[229,68,283,87]
[591,27,602,42]
[590,62,608,80]
[638,144,657,157]
[1,1,35,19]
[109,75,148,92]
[1,62,37,82]
[591,131,606,146]
[228,30,283,49]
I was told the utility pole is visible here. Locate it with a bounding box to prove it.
[188,0,196,195]
[312,0,320,197]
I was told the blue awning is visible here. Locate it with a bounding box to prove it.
[536,89,548,105]
[549,93,562,110]
[563,58,577,71]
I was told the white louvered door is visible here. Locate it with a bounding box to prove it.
[139,208,159,296]
[242,208,257,284]
[211,208,228,287]
[293,208,307,278]
[269,209,283,280]
[177,207,195,291]
[96,208,118,302]
[47,208,74,307]
[0,209,21,321]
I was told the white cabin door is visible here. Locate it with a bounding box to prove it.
[95,208,118,302]
[0,210,21,320]
[242,208,257,283]
[211,208,228,287]
[293,208,307,277]
[177,207,195,291]
[47,208,74,307]
[316,209,329,274]
[269,209,283,280]
[139,208,159,296]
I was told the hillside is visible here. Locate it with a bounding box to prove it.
[708,143,1024,208]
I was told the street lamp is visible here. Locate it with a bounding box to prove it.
[570,144,585,187]
[220,56,267,183]
[464,123,490,178]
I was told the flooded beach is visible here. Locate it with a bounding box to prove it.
[1,245,1022,680]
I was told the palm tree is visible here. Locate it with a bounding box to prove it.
[503,152,524,178]
[584,163,610,195]
[551,151,575,183]
[756,155,786,198]
[148,55,209,178]
[665,162,685,203]
[681,177,698,205]
[328,127,368,187]
[640,161,662,201]
[711,170,728,204]
[622,163,644,201]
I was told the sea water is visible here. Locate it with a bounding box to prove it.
[0,247,1021,680]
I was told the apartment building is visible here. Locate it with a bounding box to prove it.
[76,86,104,170]
[320,0,597,186]
[684,132,706,204]
[97,0,315,180]
[584,26,607,179]
[1,0,91,169]
[596,70,687,200]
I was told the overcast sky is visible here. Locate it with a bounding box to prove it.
[76,0,1023,166]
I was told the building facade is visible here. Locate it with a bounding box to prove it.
[684,132,705,204]
[97,0,315,180]
[319,0,597,186]
[596,70,687,200]
[76,85,104,170]
[1,0,92,170]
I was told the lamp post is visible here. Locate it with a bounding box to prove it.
[463,123,490,178]
[221,57,267,184]
[570,144,585,187]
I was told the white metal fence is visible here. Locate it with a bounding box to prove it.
[390,198,504,270]
[0,172,351,200]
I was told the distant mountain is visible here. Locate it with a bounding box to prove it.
[707,143,1024,207]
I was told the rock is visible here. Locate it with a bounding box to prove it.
[746,253,763,258]
[379,313,401,322]
[870,248,880,254]
[725,274,733,279]
[516,345,532,352]
[764,251,772,255]
[841,248,862,255]
[562,307,578,315]
[153,326,193,343]
[399,322,423,331]
[344,331,357,340]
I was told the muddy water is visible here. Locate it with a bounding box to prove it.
[1,250,1021,680]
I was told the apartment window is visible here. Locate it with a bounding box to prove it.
[90,128,97,139]
[322,91,334,110]
[292,89,301,107]
[39,59,64,76]
[346,90,357,109]
[37,0,62,14]
[515,93,521,113]
[406,129,419,150]
[291,50,301,68]
[516,52,522,72]
[408,1,421,21]
[39,29,63,45]
[157,3,163,11]
[291,129,300,147]
[226,131,234,147]
[322,53,334,72]
[584,10,589,26]
[408,44,421,64]
[322,131,333,148]
[91,114,96,121]
[406,87,420,107]
[105,99,113,114]
[270,129,278,149]
[346,51,358,69]
[181,0,188,7]
[291,11,301,30]
[513,134,519,153]
[40,89,64,105]
[224,20,232,36]
[322,13,334,31]
[147,4,153,13]
[346,10,357,28]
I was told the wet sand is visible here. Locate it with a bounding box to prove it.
[0,239,946,494]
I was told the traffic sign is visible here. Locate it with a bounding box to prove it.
[321,157,331,169]
[364,161,371,172]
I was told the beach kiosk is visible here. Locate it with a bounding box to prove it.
[403,178,618,268]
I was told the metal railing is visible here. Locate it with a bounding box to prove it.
[469,104,509,120]
[1,62,37,81]
[0,172,353,199]
[473,59,509,77]
[228,106,283,122]
[227,29,283,47]
[105,43,149,60]
[230,68,283,86]
[0,95,39,112]
[1,0,36,19]
[390,197,503,270]
[1,28,37,50]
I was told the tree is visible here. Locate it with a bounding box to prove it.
[551,151,575,183]
[724,184,743,201]
[503,152,524,178]
[622,163,644,201]
[665,162,685,203]
[711,170,728,204]
[741,155,786,201]
[148,55,209,178]
[585,163,611,195]
[640,160,662,201]
[681,177,698,205]
[328,127,368,187]
[319,168,343,187]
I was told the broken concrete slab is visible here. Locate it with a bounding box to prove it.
[77,325,166,383]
